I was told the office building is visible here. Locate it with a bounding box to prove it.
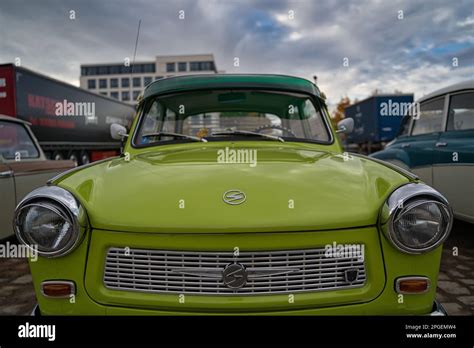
[80,54,220,103]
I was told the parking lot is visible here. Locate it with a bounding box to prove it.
[0,219,472,316]
[436,219,474,315]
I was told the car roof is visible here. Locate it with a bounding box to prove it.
[0,114,31,125]
[143,74,322,99]
[417,80,474,103]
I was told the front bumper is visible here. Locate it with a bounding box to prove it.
[31,300,448,316]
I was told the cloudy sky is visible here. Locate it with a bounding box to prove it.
[0,0,472,108]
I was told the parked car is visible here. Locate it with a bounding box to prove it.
[15,75,451,315]
[371,81,474,223]
[0,115,74,239]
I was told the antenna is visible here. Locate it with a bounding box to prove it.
[130,19,142,102]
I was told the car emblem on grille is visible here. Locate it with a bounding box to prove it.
[222,189,246,205]
[171,264,300,290]
[223,263,247,289]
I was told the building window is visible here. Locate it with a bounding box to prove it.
[121,91,130,101]
[121,78,130,88]
[131,64,142,73]
[100,92,108,96]
[190,61,215,71]
[98,66,108,75]
[87,79,96,89]
[82,66,98,76]
[110,65,120,74]
[128,63,155,74]
[110,92,119,99]
[81,63,155,76]
[166,63,176,72]
[99,79,107,89]
[110,78,118,88]
[120,65,130,74]
[144,76,153,86]
[133,77,141,87]
[133,90,141,100]
[178,62,187,72]
[143,63,155,73]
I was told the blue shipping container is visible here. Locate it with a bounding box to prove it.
[345,94,414,144]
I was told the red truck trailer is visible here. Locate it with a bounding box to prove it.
[0,64,135,165]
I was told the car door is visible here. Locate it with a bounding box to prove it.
[433,90,474,222]
[396,96,445,186]
[0,159,15,239]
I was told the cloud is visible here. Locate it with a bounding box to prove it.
[0,0,472,109]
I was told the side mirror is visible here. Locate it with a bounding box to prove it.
[336,118,354,134]
[110,123,128,140]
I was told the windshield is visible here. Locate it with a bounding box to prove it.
[133,89,331,146]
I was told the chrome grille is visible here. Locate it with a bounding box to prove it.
[104,247,366,295]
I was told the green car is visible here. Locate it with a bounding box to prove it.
[14,74,452,315]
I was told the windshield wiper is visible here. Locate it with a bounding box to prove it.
[211,130,284,142]
[142,132,208,143]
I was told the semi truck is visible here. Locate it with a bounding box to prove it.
[344,94,414,154]
[0,64,136,165]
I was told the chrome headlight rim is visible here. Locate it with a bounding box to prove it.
[380,183,453,254]
[13,186,87,258]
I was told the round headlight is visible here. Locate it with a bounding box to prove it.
[14,186,86,258]
[381,183,453,254]
[16,202,76,253]
[390,199,451,252]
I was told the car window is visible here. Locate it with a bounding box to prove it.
[398,116,412,136]
[447,92,474,131]
[411,97,444,135]
[303,99,329,140]
[134,89,331,145]
[0,121,39,160]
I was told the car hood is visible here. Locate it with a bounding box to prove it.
[55,143,410,233]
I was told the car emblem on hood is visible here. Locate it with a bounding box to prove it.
[223,189,246,205]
